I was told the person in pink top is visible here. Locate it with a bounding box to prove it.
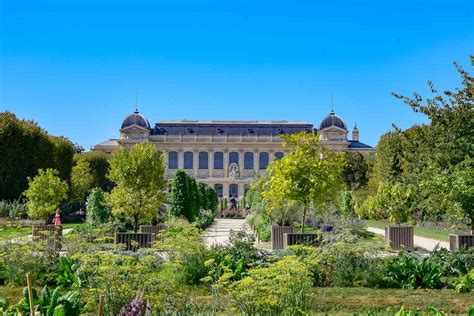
[53,209,61,226]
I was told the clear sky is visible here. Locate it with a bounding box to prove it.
[1,0,472,150]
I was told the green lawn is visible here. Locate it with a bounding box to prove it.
[365,220,455,242]
[311,287,474,314]
[0,222,84,240]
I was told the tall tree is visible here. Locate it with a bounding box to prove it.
[343,151,369,190]
[262,132,345,233]
[0,112,74,200]
[24,168,68,222]
[73,152,112,191]
[105,143,167,231]
[392,61,474,231]
[71,159,95,202]
[169,170,191,221]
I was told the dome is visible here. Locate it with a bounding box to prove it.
[121,110,151,129]
[318,111,347,130]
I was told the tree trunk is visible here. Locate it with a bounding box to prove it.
[301,200,307,234]
[133,214,139,233]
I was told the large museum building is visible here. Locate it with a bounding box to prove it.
[92,110,374,200]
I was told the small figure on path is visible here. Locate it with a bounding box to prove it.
[53,209,61,226]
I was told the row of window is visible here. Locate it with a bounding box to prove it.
[213,183,249,198]
[168,151,284,170]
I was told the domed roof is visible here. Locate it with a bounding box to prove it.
[121,110,151,129]
[318,111,347,130]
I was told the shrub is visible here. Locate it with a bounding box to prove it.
[0,199,28,218]
[229,255,313,314]
[85,188,111,226]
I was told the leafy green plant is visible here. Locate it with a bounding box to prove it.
[229,255,313,314]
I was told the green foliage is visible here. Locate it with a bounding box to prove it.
[229,255,313,314]
[262,132,345,232]
[153,219,208,284]
[85,188,111,226]
[105,143,167,231]
[0,199,28,218]
[169,170,218,227]
[344,151,370,190]
[340,190,356,218]
[0,112,75,200]
[364,62,474,229]
[363,182,417,224]
[70,159,95,202]
[24,168,68,220]
[73,151,111,191]
[0,239,60,286]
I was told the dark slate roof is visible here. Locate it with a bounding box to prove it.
[318,111,347,130]
[152,120,315,136]
[348,140,373,149]
[121,111,151,129]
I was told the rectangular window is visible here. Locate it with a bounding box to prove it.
[184,151,193,169]
[168,151,178,169]
[244,152,254,169]
[199,152,208,169]
[214,152,223,169]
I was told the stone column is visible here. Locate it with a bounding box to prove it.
[223,150,229,178]
[193,150,198,176]
[209,150,214,177]
[178,151,184,169]
[238,182,245,200]
[223,182,229,200]
[254,151,259,176]
[269,150,275,164]
[238,150,244,174]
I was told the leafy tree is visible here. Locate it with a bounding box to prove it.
[73,152,111,191]
[198,182,209,210]
[0,112,74,200]
[71,159,95,202]
[105,143,167,231]
[373,131,404,184]
[24,168,68,221]
[169,170,191,220]
[85,187,111,225]
[262,132,345,233]
[364,182,416,224]
[340,191,356,218]
[390,60,474,230]
[343,152,369,190]
[207,186,218,214]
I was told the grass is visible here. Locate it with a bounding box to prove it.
[310,287,474,314]
[365,220,454,242]
[0,221,84,240]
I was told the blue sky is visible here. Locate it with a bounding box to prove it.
[1,0,472,150]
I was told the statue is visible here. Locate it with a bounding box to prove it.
[229,163,240,178]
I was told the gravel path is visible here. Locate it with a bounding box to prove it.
[203,218,247,247]
[367,226,449,251]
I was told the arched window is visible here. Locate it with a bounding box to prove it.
[229,184,239,198]
[184,151,193,169]
[244,152,254,169]
[199,152,208,169]
[214,184,223,198]
[275,152,284,160]
[168,151,178,169]
[259,152,269,169]
[214,152,223,169]
[229,151,239,165]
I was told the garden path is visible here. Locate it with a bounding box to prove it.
[367,226,450,251]
[203,218,247,247]
[9,227,73,243]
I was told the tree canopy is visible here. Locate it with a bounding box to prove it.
[105,143,167,231]
[0,112,75,201]
[262,132,345,232]
[24,168,69,221]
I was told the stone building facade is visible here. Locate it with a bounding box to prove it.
[92,110,374,200]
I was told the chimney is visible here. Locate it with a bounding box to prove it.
[352,124,359,142]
